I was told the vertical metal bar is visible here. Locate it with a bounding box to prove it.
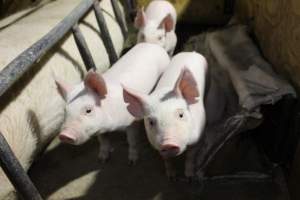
[0,132,43,200]
[72,23,96,71]
[224,0,235,15]
[126,0,137,22]
[93,1,118,65]
[111,0,128,39]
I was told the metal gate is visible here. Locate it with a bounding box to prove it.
[0,0,134,199]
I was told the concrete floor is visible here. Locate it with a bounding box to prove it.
[29,132,200,200]
[28,131,289,200]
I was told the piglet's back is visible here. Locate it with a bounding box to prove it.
[145,0,177,24]
[103,43,170,90]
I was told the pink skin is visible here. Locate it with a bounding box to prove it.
[160,133,181,157]
[55,43,170,163]
[160,144,180,158]
[59,129,77,144]
[58,120,82,144]
[122,52,207,178]
[135,0,177,55]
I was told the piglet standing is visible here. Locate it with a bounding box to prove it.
[55,43,170,164]
[135,0,177,56]
[123,52,207,178]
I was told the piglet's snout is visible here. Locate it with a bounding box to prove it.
[160,144,180,158]
[59,129,78,144]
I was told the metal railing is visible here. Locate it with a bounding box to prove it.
[0,0,129,199]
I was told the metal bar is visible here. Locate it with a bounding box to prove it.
[111,0,128,38]
[0,0,95,98]
[203,172,271,181]
[0,132,43,200]
[224,0,235,15]
[72,23,96,71]
[0,0,126,198]
[0,0,96,197]
[126,0,137,21]
[93,1,118,65]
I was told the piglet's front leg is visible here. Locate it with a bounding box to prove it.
[126,121,141,165]
[164,158,177,181]
[184,146,198,181]
[97,134,113,163]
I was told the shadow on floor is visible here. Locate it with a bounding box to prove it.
[28,131,289,200]
[29,132,199,200]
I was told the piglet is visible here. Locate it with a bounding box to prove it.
[123,52,207,178]
[55,43,170,164]
[135,0,177,56]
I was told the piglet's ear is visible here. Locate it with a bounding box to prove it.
[122,85,148,119]
[158,14,174,32]
[173,67,199,105]
[55,78,72,101]
[134,7,147,28]
[84,70,107,99]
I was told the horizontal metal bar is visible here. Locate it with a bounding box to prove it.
[111,0,128,38]
[72,23,96,71]
[0,0,95,98]
[0,132,43,200]
[93,1,118,65]
[201,172,272,181]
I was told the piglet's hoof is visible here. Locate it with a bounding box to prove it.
[98,150,112,163]
[128,159,138,166]
[166,170,177,182]
[167,175,178,182]
[98,155,110,164]
[128,154,139,166]
[186,176,199,184]
[128,151,139,166]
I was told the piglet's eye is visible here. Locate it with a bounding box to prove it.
[148,118,155,126]
[84,107,93,115]
[86,109,92,114]
[158,36,163,40]
[176,109,185,119]
[149,120,154,126]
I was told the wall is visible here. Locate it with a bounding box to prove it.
[235,0,300,87]
[0,0,124,198]
[0,0,42,18]
[235,1,300,200]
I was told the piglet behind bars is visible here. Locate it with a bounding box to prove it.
[55,43,170,164]
[123,52,207,179]
[135,0,177,56]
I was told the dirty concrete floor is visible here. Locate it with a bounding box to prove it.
[29,132,200,200]
[28,130,289,200]
[30,133,200,200]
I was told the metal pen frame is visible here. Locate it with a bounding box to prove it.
[0,0,129,199]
